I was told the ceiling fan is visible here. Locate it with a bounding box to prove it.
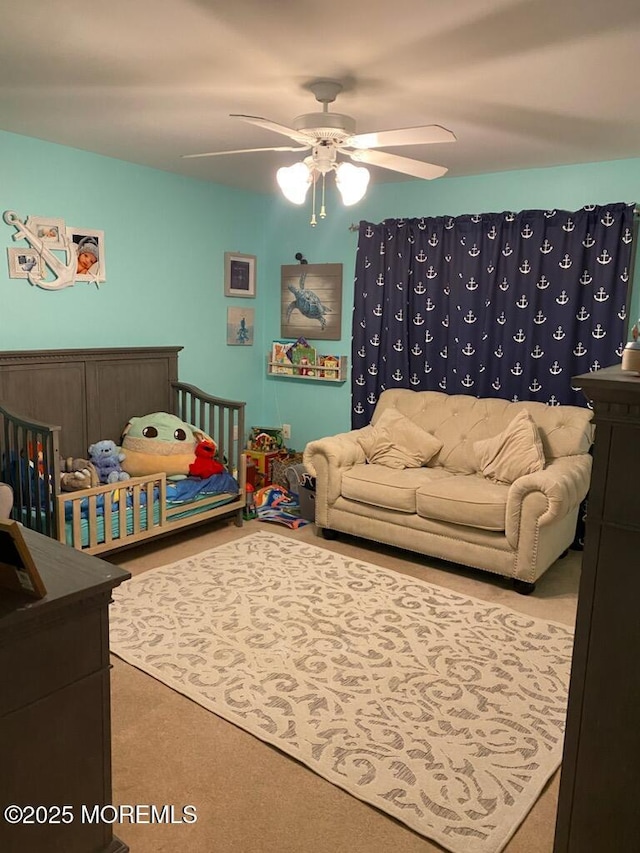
[183,80,456,222]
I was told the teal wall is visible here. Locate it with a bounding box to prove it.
[0,130,269,429]
[1,127,639,450]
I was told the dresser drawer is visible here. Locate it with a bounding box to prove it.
[0,598,108,717]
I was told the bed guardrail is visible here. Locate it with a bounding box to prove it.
[58,473,168,554]
[172,382,245,479]
[0,402,61,537]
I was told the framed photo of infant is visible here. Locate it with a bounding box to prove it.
[25,215,67,250]
[67,227,106,282]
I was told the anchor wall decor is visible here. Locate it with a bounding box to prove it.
[4,211,105,290]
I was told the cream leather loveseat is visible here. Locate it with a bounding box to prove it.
[303,389,594,592]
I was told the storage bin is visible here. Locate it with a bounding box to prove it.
[285,462,307,496]
[298,486,316,523]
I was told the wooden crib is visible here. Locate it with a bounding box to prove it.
[0,346,246,554]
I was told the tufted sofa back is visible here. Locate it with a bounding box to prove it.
[373,389,594,474]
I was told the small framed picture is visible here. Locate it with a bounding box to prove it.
[224,252,256,298]
[227,307,255,346]
[67,227,106,282]
[7,247,45,280]
[25,216,67,249]
[0,519,47,599]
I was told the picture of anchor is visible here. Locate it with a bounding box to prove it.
[3,210,77,290]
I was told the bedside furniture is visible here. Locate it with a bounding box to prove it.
[554,365,640,852]
[0,526,130,853]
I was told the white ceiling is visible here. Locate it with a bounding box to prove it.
[2,0,640,195]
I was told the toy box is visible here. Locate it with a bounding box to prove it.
[245,450,279,487]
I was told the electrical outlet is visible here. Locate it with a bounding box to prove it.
[282,423,291,440]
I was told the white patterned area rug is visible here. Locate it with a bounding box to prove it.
[109,531,573,853]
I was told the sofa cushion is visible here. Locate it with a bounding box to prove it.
[357,408,443,469]
[416,475,509,531]
[371,389,594,472]
[474,410,545,484]
[342,465,453,513]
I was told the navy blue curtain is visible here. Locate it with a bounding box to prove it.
[352,203,635,427]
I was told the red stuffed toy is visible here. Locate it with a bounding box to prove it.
[189,439,224,478]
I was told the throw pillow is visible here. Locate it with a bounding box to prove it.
[357,408,443,469]
[474,410,545,484]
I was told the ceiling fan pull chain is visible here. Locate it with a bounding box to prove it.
[310,172,317,227]
[320,173,327,219]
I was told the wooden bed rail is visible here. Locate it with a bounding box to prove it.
[172,382,245,477]
[0,402,61,537]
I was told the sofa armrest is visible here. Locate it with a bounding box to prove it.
[505,454,592,548]
[303,430,368,526]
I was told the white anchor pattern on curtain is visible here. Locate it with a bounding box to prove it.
[351,203,635,427]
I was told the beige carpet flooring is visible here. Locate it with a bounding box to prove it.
[108,519,580,853]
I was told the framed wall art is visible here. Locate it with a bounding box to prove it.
[67,227,106,282]
[25,215,67,249]
[224,252,256,298]
[7,247,45,280]
[226,307,255,346]
[281,263,342,341]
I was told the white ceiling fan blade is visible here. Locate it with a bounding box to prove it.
[350,149,448,180]
[230,114,313,145]
[182,145,309,160]
[347,125,456,150]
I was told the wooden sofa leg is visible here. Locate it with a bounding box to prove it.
[234,508,244,527]
[513,579,536,595]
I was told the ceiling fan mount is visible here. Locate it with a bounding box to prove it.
[306,79,344,105]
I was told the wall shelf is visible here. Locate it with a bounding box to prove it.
[266,355,348,383]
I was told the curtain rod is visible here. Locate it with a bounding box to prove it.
[350,207,640,230]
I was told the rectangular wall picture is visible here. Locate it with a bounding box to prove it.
[280,263,342,341]
[67,227,106,282]
[224,252,256,297]
[227,307,254,346]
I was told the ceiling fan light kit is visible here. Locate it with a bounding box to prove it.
[184,79,455,224]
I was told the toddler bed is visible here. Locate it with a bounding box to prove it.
[0,346,246,555]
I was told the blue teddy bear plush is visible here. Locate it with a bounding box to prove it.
[88,439,131,485]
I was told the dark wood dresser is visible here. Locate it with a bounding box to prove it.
[0,527,130,853]
[554,364,640,852]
